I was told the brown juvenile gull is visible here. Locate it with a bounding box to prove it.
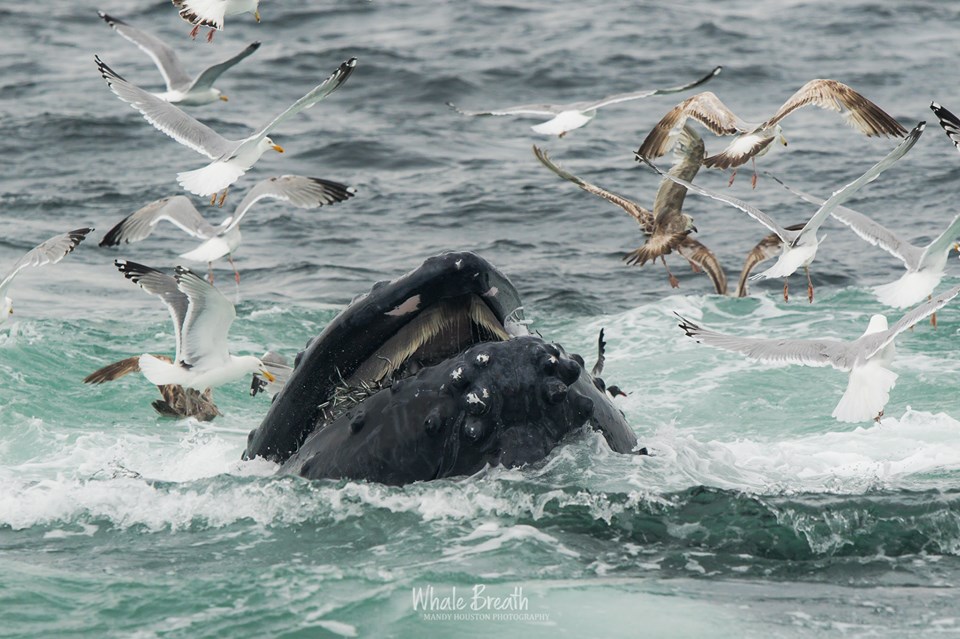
[533,126,726,294]
[449,66,721,137]
[638,123,924,302]
[676,283,960,423]
[1,228,92,323]
[84,356,221,421]
[637,79,907,187]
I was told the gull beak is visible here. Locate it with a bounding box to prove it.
[779,132,788,147]
[219,94,229,102]
[691,225,699,233]
[272,144,285,153]
[255,10,261,22]
[259,368,276,383]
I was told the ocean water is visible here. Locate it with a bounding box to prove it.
[2,0,960,636]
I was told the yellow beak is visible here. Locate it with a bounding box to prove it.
[272,144,285,153]
[254,10,261,22]
[259,369,276,383]
[779,132,788,147]
[219,94,229,102]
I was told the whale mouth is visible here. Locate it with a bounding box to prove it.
[345,294,511,387]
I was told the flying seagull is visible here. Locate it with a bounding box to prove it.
[533,126,726,294]
[84,355,221,421]
[734,223,806,298]
[766,173,960,324]
[98,11,260,106]
[115,260,276,391]
[637,80,907,187]
[638,122,924,302]
[172,0,261,42]
[99,175,356,283]
[676,284,960,423]
[1,228,92,323]
[449,66,722,137]
[96,55,356,204]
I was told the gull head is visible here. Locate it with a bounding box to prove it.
[681,213,697,234]
[262,136,284,154]
[775,124,788,147]
[863,314,889,337]
[232,355,277,382]
[216,89,229,102]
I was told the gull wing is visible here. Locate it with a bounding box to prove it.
[115,260,189,364]
[761,79,907,136]
[99,195,218,247]
[0,228,92,300]
[447,102,559,117]
[931,101,960,152]
[676,313,856,371]
[220,175,356,234]
[249,58,357,141]
[582,66,723,111]
[652,124,705,227]
[637,155,790,240]
[636,91,749,159]
[675,237,727,295]
[592,328,607,377]
[83,354,174,384]
[793,122,924,246]
[859,284,960,360]
[173,266,236,367]
[99,11,192,90]
[188,41,262,92]
[918,214,960,269]
[533,145,653,230]
[765,173,923,269]
[96,56,235,159]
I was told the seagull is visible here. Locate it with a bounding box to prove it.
[637,80,907,187]
[172,0,261,42]
[98,12,260,106]
[84,356,221,421]
[1,228,92,323]
[766,173,960,323]
[96,55,356,204]
[734,223,806,297]
[99,175,356,283]
[638,122,924,302]
[115,260,276,391]
[449,66,722,137]
[533,127,726,294]
[676,283,960,423]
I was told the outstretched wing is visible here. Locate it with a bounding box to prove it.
[581,66,723,110]
[99,11,192,90]
[636,91,749,159]
[221,175,357,234]
[99,196,218,247]
[860,284,960,360]
[96,56,235,159]
[188,41,261,92]
[676,237,727,295]
[761,79,907,136]
[931,101,960,152]
[115,260,189,364]
[174,266,236,367]
[0,228,92,300]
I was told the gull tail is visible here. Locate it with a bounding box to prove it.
[139,354,183,387]
[177,161,246,197]
[874,271,942,309]
[831,363,898,423]
[530,112,592,136]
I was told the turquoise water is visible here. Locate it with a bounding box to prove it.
[4,0,960,636]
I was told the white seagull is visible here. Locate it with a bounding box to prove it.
[1,228,92,323]
[99,11,260,106]
[638,122,924,302]
[448,66,722,137]
[676,283,960,423]
[172,0,261,42]
[99,175,356,283]
[115,259,275,391]
[766,173,960,317]
[96,55,356,203]
[637,79,907,187]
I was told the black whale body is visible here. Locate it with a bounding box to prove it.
[244,251,639,485]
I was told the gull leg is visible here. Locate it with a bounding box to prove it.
[206,28,215,43]
[190,24,200,39]
[662,256,679,288]
[210,193,217,206]
[805,266,814,303]
[207,262,214,285]
[558,131,567,139]
[874,409,884,424]
[228,254,241,285]
[751,158,759,189]
[930,295,937,328]
[783,279,789,302]
[727,168,738,187]
[218,188,229,207]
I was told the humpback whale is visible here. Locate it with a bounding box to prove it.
[244,251,640,484]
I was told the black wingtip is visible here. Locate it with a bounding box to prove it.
[712,65,723,76]
[673,311,700,338]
